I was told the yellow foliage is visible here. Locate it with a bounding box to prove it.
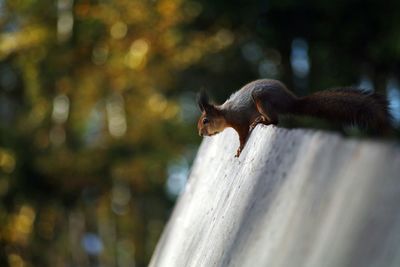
[0,0,235,265]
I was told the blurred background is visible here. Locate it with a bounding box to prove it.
[1,0,400,266]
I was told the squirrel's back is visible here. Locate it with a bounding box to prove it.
[221,79,295,124]
[222,79,294,112]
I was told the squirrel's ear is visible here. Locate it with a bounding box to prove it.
[197,90,210,112]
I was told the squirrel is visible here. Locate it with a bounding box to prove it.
[197,79,392,157]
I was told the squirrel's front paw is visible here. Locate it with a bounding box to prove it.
[235,148,242,157]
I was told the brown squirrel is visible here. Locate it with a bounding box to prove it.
[197,79,392,157]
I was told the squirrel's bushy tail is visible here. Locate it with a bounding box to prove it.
[293,87,392,131]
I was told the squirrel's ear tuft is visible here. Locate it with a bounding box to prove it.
[197,89,210,112]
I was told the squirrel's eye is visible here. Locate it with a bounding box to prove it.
[202,118,209,124]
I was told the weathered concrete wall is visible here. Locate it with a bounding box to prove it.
[150,126,400,267]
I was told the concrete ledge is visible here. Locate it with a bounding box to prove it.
[150,126,400,267]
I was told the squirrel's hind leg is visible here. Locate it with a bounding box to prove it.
[249,115,270,131]
[251,93,279,125]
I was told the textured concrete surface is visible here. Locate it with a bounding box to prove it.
[150,126,400,267]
